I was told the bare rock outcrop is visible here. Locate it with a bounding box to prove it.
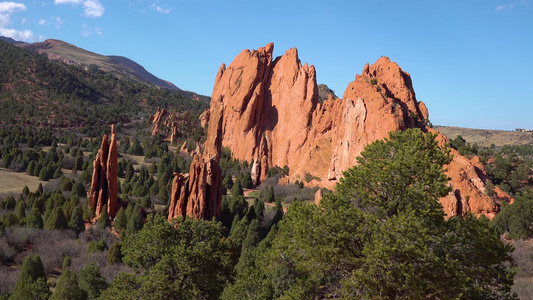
[151,107,195,145]
[209,43,512,218]
[89,125,120,219]
[431,129,513,218]
[168,98,223,221]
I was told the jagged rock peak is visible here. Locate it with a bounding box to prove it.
[206,43,512,219]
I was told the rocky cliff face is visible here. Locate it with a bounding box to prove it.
[89,125,119,219]
[167,97,223,221]
[207,43,512,218]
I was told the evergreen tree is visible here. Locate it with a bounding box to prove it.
[272,198,283,225]
[266,186,275,203]
[62,256,72,271]
[117,215,231,299]
[253,198,265,221]
[229,217,249,247]
[69,205,85,235]
[240,172,253,189]
[222,173,233,190]
[79,262,108,300]
[125,206,143,236]
[107,242,123,265]
[50,268,87,300]
[231,181,243,198]
[97,205,111,228]
[14,200,25,224]
[44,206,69,230]
[157,187,168,204]
[25,206,44,229]
[113,206,127,233]
[72,181,87,198]
[256,129,515,299]
[11,255,50,300]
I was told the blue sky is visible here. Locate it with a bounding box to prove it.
[0,1,532,130]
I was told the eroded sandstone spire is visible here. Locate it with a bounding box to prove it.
[168,97,224,221]
[89,125,120,219]
[206,43,512,218]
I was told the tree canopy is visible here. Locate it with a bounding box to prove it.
[228,128,516,299]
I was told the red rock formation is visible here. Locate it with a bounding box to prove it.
[106,125,119,219]
[151,107,196,144]
[167,97,223,221]
[314,188,324,206]
[431,129,513,219]
[151,107,167,136]
[89,125,120,219]
[210,43,512,218]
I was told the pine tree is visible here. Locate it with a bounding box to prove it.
[69,205,85,235]
[113,206,127,233]
[62,256,72,271]
[15,200,26,224]
[266,186,275,203]
[11,255,50,300]
[231,181,243,198]
[107,242,123,265]
[78,262,108,300]
[25,206,44,229]
[50,268,87,300]
[125,206,143,236]
[44,206,69,230]
[97,204,111,228]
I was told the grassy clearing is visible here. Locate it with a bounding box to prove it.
[121,153,151,170]
[0,168,44,195]
[435,126,533,147]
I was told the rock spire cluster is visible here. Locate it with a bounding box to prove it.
[167,97,224,221]
[203,43,512,218]
[89,125,119,219]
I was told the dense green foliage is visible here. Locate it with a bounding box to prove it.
[492,191,533,239]
[10,255,50,300]
[483,144,533,196]
[78,262,108,300]
[50,269,87,300]
[105,214,232,299]
[223,129,516,299]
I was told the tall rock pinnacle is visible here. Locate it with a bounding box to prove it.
[167,97,223,221]
[89,125,120,219]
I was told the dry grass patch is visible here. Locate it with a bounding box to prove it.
[510,239,533,298]
[0,168,44,195]
[434,126,533,147]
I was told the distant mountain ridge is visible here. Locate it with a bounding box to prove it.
[0,36,208,101]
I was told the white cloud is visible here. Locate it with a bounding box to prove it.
[0,27,33,40]
[81,24,91,36]
[54,0,83,4]
[54,16,64,28]
[0,1,26,26]
[0,1,26,13]
[54,0,104,18]
[94,26,103,36]
[495,3,515,11]
[151,3,170,14]
[81,24,103,37]
[0,1,34,42]
[82,0,104,17]
[38,18,45,25]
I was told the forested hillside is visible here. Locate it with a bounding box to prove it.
[0,39,208,137]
